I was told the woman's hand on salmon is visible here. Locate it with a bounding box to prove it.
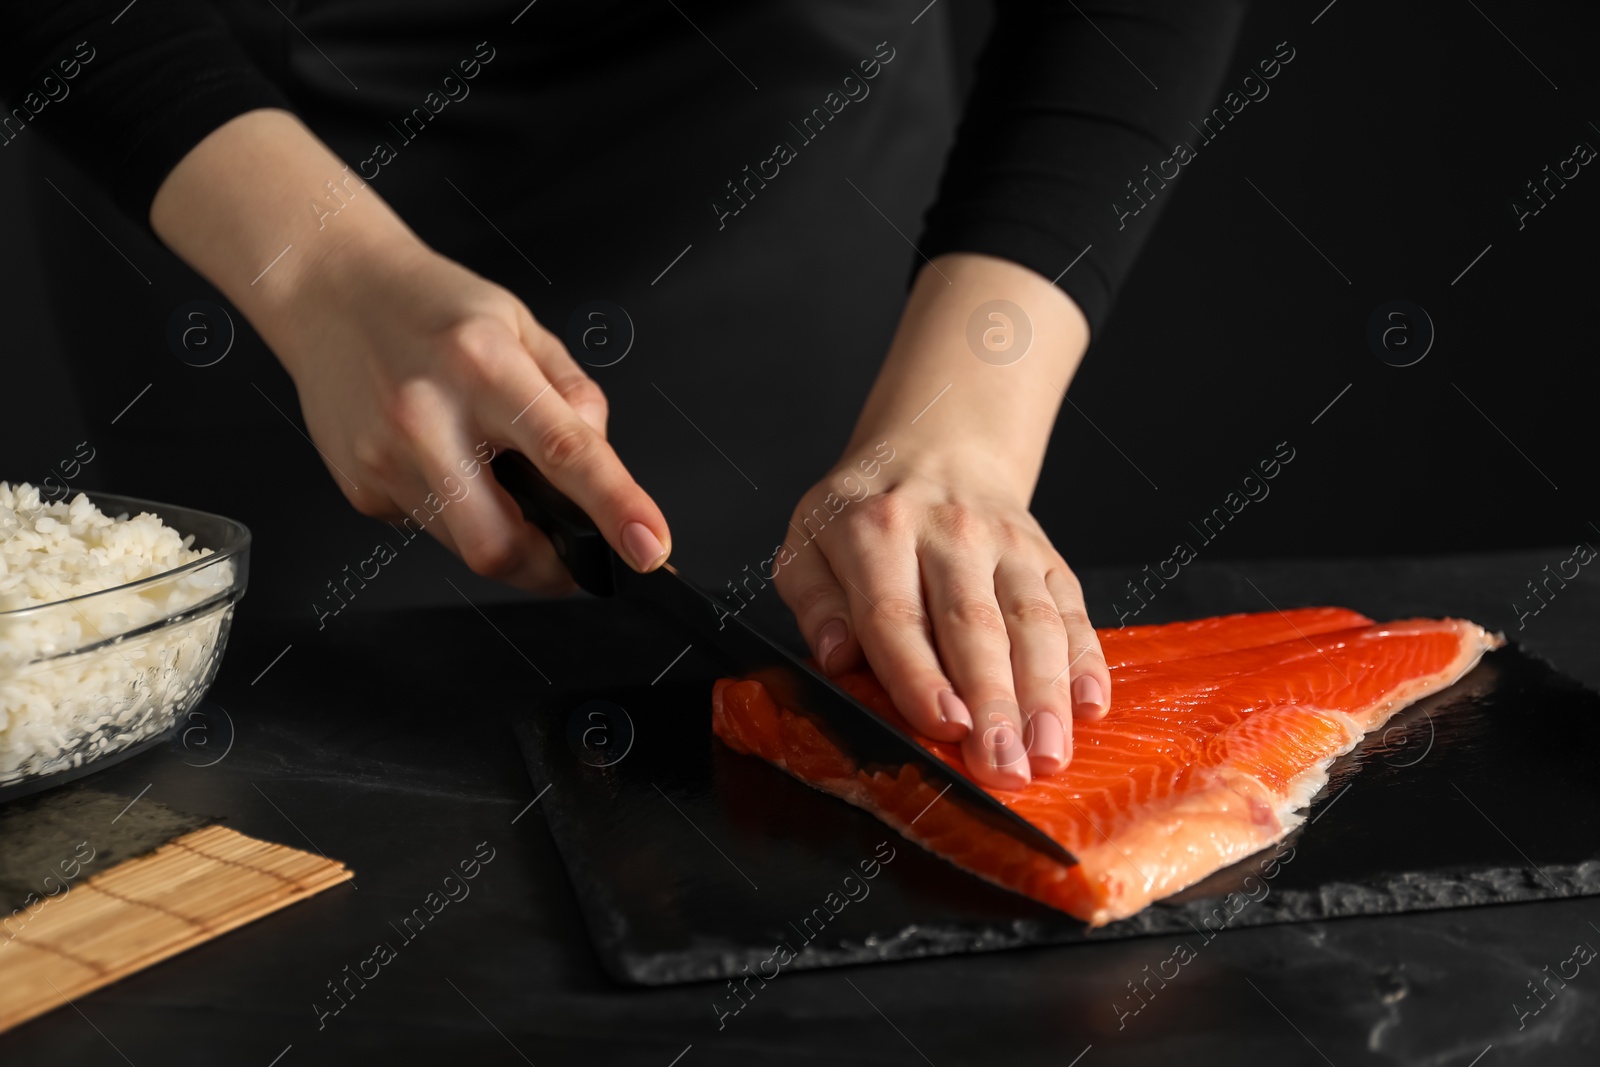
[150,114,1105,787]
[774,254,1111,789]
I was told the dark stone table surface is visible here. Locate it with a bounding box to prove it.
[1,547,1596,1066]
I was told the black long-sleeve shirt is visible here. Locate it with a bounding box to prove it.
[0,0,1244,336]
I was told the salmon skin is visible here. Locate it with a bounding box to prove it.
[711,608,1503,926]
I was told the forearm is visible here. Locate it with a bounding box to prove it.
[846,253,1089,502]
[149,108,418,371]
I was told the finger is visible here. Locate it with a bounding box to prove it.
[474,336,671,575]
[995,556,1074,775]
[409,422,576,594]
[920,550,1030,789]
[825,517,971,744]
[473,481,578,594]
[515,306,607,435]
[1046,566,1111,720]
[771,532,860,675]
[1026,709,1067,776]
[407,485,460,556]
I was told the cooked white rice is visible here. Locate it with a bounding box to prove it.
[1,483,236,785]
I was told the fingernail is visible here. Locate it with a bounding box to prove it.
[1072,675,1105,716]
[621,522,666,571]
[816,620,848,673]
[1026,711,1065,769]
[936,688,972,731]
[986,721,1031,786]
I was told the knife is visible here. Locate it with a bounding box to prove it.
[491,451,1076,868]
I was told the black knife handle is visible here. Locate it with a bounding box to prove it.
[491,451,616,596]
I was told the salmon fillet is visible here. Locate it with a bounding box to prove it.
[711,608,1503,926]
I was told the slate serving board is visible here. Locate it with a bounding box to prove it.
[513,643,1600,986]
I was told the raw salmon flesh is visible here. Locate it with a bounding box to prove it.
[711,608,1502,925]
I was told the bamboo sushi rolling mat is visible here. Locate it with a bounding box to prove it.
[0,824,352,1033]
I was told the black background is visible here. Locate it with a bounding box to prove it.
[2,0,1594,633]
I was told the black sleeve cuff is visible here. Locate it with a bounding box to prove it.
[0,3,294,229]
[916,0,1250,338]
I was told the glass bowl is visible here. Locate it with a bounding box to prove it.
[0,491,250,799]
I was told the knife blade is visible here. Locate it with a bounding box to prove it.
[491,451,1076,868]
